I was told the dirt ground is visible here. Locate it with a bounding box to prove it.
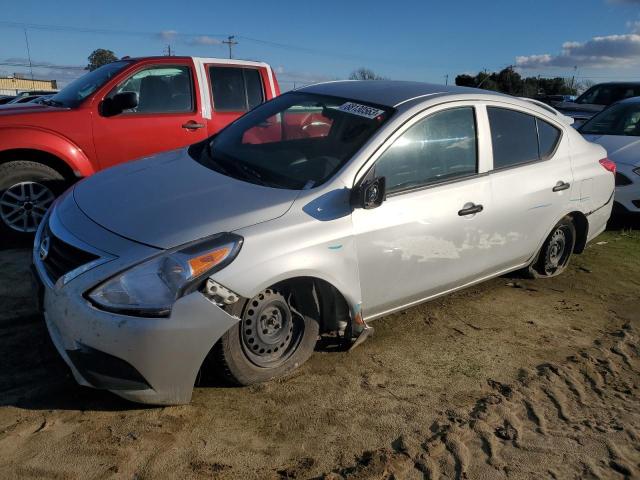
[0,225,639,479]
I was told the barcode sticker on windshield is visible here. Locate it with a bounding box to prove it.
[339,102,385,119]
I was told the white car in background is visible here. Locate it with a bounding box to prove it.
[580,97,640,216]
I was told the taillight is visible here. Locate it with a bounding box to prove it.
[599,158,616,174]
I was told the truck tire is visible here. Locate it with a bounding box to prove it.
[528,216,576,278]
[0,161,65,241]
[213,289,319,386]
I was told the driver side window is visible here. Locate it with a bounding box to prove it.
[114,66,194,113]
[375,107,478,194]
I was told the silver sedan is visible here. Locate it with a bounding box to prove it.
[33,81,615,405]
[580,96,640,216]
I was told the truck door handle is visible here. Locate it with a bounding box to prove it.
[458,203,483,216]
[552,181,570,192]
[182,121,205,130]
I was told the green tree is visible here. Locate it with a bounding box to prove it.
[349,68,386,80]
[86,49,118,71]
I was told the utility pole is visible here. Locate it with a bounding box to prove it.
[23,28,35,89]
[444,74,449,86]
[164,44,173,56]
[222,35,238,59]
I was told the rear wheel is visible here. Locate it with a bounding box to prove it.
[529,216,576,278]
[0,161,65,241]
[214,288,319,385]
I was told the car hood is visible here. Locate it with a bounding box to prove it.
[0,103,68,115]
[73,148,300,249]
[582,134,640,167]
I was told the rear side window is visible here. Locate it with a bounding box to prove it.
[488,108,539,169]
[375,107,478,194]
[488,107,561,169]
[538,119,561,158]
[209,67,264,111]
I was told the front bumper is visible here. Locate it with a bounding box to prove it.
[34,193,240,405]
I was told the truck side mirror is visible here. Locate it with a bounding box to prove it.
[101,92,138,117]
[351,177,386,210]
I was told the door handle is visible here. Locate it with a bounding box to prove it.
[458,203,484,216]
[182,121,205,130]
[552,181,570,192]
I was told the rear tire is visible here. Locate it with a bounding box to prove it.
[529,216,576,278]
[214,288,319,386]
[0,161,65,242]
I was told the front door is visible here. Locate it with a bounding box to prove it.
[92,61,209,170]
[352,106,493,318]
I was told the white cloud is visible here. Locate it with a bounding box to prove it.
[158,30,178,41]
[189,36,222,46]
[516,33,640,68]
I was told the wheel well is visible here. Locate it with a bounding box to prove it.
[270,277,351,334]
[568,211,589,254]
[0,149,77,182]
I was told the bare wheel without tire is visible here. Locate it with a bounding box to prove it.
[214,288,319,386]
[529,216,576,278]
[0,161,65,239]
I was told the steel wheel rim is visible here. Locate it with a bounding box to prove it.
[544,227,570,275]
[0,181,55,233]
[241,292,304,368]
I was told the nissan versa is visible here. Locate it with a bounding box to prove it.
[32,81,615,405]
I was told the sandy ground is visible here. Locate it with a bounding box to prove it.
[0,227,638,479]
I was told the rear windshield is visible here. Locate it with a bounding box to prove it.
[580,102,640,136]
[197,92,393,189]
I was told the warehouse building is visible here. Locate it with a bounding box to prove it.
[0,75,58,95]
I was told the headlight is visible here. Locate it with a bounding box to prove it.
[87,233,243,317]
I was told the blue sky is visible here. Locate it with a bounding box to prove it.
[1,0,640,90]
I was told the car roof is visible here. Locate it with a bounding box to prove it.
[296,80,507,108]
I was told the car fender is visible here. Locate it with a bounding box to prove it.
[0,126,95,177]
[212,213,363,316]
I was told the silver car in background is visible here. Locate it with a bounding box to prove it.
[33,81,615,405]
[580,97,640,216]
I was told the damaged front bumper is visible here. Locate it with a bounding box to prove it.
[33,196,240,405]
[42,287,239,405]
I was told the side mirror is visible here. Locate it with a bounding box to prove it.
[351,177,386,210]
[101,91,138,117]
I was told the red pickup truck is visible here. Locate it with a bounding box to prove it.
[0,56,280,238]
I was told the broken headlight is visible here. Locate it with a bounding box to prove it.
[87,233,243,317]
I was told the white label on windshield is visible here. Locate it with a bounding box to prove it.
[339,102,385,119]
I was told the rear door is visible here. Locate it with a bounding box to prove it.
[204,64,271,134]
[92,59,209,169]
[482,104,573,271]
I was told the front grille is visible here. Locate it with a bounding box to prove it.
[41,229,99,284]
[615,172,633,186]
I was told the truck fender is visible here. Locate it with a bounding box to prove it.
[0,126,95,177]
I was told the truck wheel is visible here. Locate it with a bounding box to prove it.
[0,161,65,240]
[214,288,319,385]
[529,216,576,278]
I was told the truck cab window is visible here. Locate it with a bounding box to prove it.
[115,66,194,113]
[209,67,264,111]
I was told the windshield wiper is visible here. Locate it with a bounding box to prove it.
[42,98,64,107]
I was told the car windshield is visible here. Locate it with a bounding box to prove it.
[48,60,131,108]
[198,92,393,189]
[575,84,640,106]
[579,102,640,136]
